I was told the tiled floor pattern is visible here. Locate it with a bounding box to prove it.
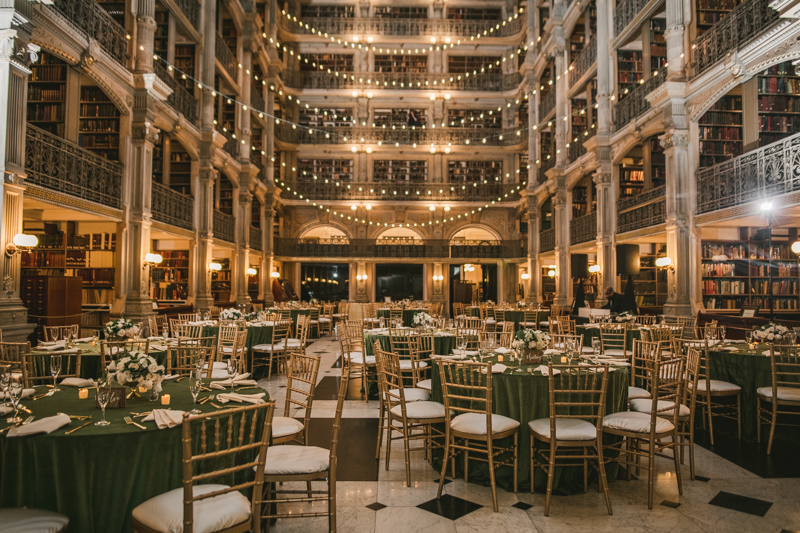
[257,335,800,532]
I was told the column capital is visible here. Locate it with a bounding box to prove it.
[659,130,690,150]
[131,122,160,144]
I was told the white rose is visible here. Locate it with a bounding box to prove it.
[108,362,117,372]
[143,379,153,389]
[148,363,158,373]
[120,357,130,364]
[129,363,139,370]
[528,341,536,349]
[767,333,774,340]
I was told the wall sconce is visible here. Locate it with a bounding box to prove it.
[6,233,38,257]
[792,240,800,255]
[270,271,281,278]
[520,272,530,280]
[356,274,369,281]
[143,252,163,268]
[463,264,475,272]
[588,264,601,274]
[433,275,444,281]
[247,267,258,276]
[655,256,675,272]
[547,269,556,278]
[208,262,222,272]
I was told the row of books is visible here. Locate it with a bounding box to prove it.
[758,95,800,112]
[28,86,66,102]
[751,280,798,295]
[757,77,800,95]
[704,297,744,309]
[702,263,736,276]
[30,65,65,82]
[750,263,800,277]
[702,280,747,294]
[698,126,741,140]
[21,253,65,268]
[759,115,800,132]
[698,141,741,156]
[73,268,114,286]
[80,104,119,118]
[79,120,119,133]
[82,288,114,304]
[28,104,63,122]
[699,111,742,125]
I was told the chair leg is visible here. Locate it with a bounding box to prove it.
[403,423,412,487]
[437,435,451,498]
[544,442,556,516]
[329,470,337,533]
[530,434,536,494]
[464,442,469,483]
[513,432,518,493]
[736,393,742,440]
[706,394,715,445]
[583,449,589,493]
[375,399,384,460]
[487,437,499,512]
[385,420,393,471]
[767,403,778,455]
[647,442,656,509]
[597,442,613,515]
[689,422,696,481]
[307,480,312,499]
[267,352,273,380]
[672,432,683,496]
[757,398,762,444]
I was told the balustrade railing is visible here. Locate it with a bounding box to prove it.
[25,125,122,209]
[250,226,263,251]
[540,227,556,252]
[279,71,521,92]
[213,210,235,242]
[274,124,526,146]
[538,89,556,119]
[219,131,238,159]
[50,0,129,66]
[568,40,597,87]
[691,0,778,75]
[570,212,597,245]
[613,0,649,37]
[279,180,523,201]
[173,0,200,29]
[273,238,527,259]
[614,69,666,129]
[154,62,198,125]
[537,157,555,186]
[568,140,587,162]
[250,87,265,114]
[151,182,194,230]
[215,32,238,80]
[697,132,800,214]
[617,185,666,233]
[279,15,524,38]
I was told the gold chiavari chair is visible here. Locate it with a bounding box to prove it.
[628,340,660,403]
[437,360,519,512]
[530,363,612,516]
[549,334,583,352]
[463,316,483,331]
[21,351,82,388]
[216,324,240,358]
[251,303,264,312]
[339,330,376,402]
[43,324,79,342]
[252,319,291,380]
[480,330,514,350]
[229,329,249,376]
[166,345,215,377]
[155,315,168,336]
[758,344,800,454]
[208,305,221,319]
[168,318,185,337]
[131,402,275,533]
[649,325,676,355]
[519,309,540,329]
[0,342,30,375]
[100,339,150,369]
[318,303,334,336]
[635,315,656,326]
[375,345,446,487]
[598,323,630,357]
[557,317,576,335]
[177,313,199,322]
[453,302,465,318]
[272,353,321,445]
[677,316,697,333]
[456,328,481,351]
[409,333,434,391]
[308,307,321,338]
[282,315,309,357]
[146,315,160,338]
[389,307,403,326]
[388,327,416,381]
[174,323,203,341]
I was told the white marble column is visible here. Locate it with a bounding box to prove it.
[553,181,570,306]
[527,201,541,303]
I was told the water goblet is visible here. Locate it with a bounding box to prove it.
[95,386,111,426]
[0,368,11,408]
[6,383,23,423]
[50,355,62,391]
[189,371,202,415]
[592,338,601,356]
[720,326,726,343]
[226,359,237,393]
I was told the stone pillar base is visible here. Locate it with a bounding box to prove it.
[124,297,157,322]
[0,301,36,342]
[195,296,215,312]
[662,302,693,317]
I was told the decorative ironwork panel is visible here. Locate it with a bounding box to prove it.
[692,0,778,75]
[173,0,200,29]
[540,227,555,252]
[250,226,263,251]
[275,124,526,147]
[154,62,198,125]
[151,182,194,230]
[613,69,666,129]
[617,188,666,234]
[570,212,597,245]
[539,89,556,119]
[568,140,587,162]
[213,210,235,242]
[219,131,238,159]
[279,16,524,38]
[50,0,129,66]
[613,0,649,37]
[280,71,521,92]
[25,125,122,209]
[272,238,527,259]
[697,132,800,214]
[278,181,522,202]
[250,87,265,114]
[568,39,596,87]
[215,32,238,80]
[617,184,666,212]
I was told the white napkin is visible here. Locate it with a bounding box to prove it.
[148,336,164,341]
[143,409,186,429]
[720,347,739,352]
[60,377,95,388]
[216,392,266,404]
[584,324,600,329]
[7,414,70,437]
[435,331,454,337]
[209,373,259,390]
[48,348,80,355]
[0,405,12,415]
[149,344,169,351]
[543,349,561,355]
[433,353,467,360]
[4,389,35,400]
[75,337,94,343]
[579,363,617,372]
[603,360,631,366]
[534,365,561,376]
[35,341,66,351]
[725,339,747,344]
[494,347,512,354]
[163,374,180,380]
[481,363,508,374]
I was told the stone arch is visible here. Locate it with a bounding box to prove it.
[446,224,502,241]
[373,225,427,241]
[297,221,354,241]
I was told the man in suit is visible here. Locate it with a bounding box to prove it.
[601,287,624,313]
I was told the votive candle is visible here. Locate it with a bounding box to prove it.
[561,356,568,363]
[78,388,88,399]
[160,394,171,406]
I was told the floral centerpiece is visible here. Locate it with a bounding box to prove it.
[106,350,165,396]
[485,300,495,306]
[244,311,259,322]
[104,318,140,339]
[413,312,436,330]
[516,301,527,308]
[615,311,636,323]
[753,322,789,342]
[513,328,550,363]
[220,308,242,321]
[309,298,319,306]
[288,301,301,309]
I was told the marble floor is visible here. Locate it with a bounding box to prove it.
[257,335,800,533]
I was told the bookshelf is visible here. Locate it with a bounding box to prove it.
[218,175,235,215]
[758,62,800,146]
[649,19,667,72]
[571,98,588,145]
[299,107,353,127]
[248,270,260,300]
[374,6,427,18]
[699,95,742,168]
[446,7,501,19]
[617,50,643,98]
[648,137,666,189]
[620,252,668,308]
[154,10,169,59]
[448,56,501,74]
[373,160,428,182]
[374,55,428,73]
[169,142,192,195]
[151,250,190,302]
[211,258,232,303]
[574,271,599,305]
[519,99,529,128]
[696,0,740,34]
[298,158,354,181]
[447,108,501,129]
[174,44,196,91]
[374,108,427,128]
[571,178,596,217]
[95,0,125,26]
[79,86,121,161]
[301,4,354,17]
[153,136,164,185]
[27,52,67,138]
[300,54,353,72]
[702,237,800,312]
[252,196,261,228]
[221,19,237,50]
[618,153,644,199]
[448,160,503,183]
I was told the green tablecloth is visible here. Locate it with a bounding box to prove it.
[430,355,628,493]
[576,325,642,347]
[363,331,456,356]
[0,379,269,533]
[467,308,548,332]
[32,343,168,380]
[376,308,428,328]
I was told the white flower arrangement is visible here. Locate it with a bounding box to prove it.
[485,300,495,306]
[615,311,636,323]
[413,312,436,328]
[106,350,165,391]
[753,322,789,341]
[516,301,527,308]
[288,301,301,309]
[104,318,139,338]
[512,328,551,351]
[220,308,242,320]
[309,298,319,306]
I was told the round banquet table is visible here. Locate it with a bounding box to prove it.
[0,379,269,533]
[31,342,168,380]
[363,329,456,356]
[467,308,548,332]
[429,354,628,493]
[201,324,274,378]
[376,308,428,328]
[576,324,642,347]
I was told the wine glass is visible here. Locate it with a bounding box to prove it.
[592,338,601,363]
[226,359,237,393]
[92,330,99,346]
[456,335,467,356]
[50,355,62,391]
[720,326,727,343]
[189,371,202,415]
[6,382,22,423]
[95,386,111,426]
[0,367,11,407]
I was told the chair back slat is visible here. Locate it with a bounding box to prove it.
[22,351,82,388]
[599,323,628,354]
[100,340,150,369]
[439,360,494,431]
[168,345,215,376]
[631,340,660,391]
[547,363,609,434]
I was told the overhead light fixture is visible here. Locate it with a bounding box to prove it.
[520,272,530,280]
[547,269,556,278]
[792,240,800,255]
[271,271,281,278]
[655,257,675,271]
[433,274,444,281]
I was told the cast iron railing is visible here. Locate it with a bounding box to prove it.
[538,89,556,119]
[617,185,666,233]
[216,31,238,80]
[152,182,194,230]
[570,212,597,245]
[614,69,666,129]
[613,0,649,37]
[50,0,129,66]
[540,227,556,252]
[568,39,596,87]
[154,62,198,125]
[173,0,200,29]
[213,210,235,242]
[279,180,524,201]
[25,125,122,209]
[250,226,263,251]
[279,70,522,92]
[274,123,527,146]
[279,15,524,38]
[273,238,527,259]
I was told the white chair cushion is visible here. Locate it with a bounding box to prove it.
[692,379,741,393]
[221,346,233,353]
[539,320,550,327]
[416,379,432,391]
[384,388,430,402]
[132,484,250,533]
[346,352,376,365]
[581,346,595,354]
[252,344,283,351]
[319,317,331,322]
[272,416,305,438]
[529,417,597,441]
[264,445,329,475]
[603,411,675,434]
[284,339,301,346]
[628,386,651,400]
[210,369,230,379]
[630,398,690,417]
[202,362,228,370]
[309,320,319,324]
[757,386,800,402]
[0,508,69,533]
[451,412,520,435]
[603,349,630,357]
[390,400,449,419]
[485,319,496,324]
[399,360,429,370]
[520,322,538,327]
